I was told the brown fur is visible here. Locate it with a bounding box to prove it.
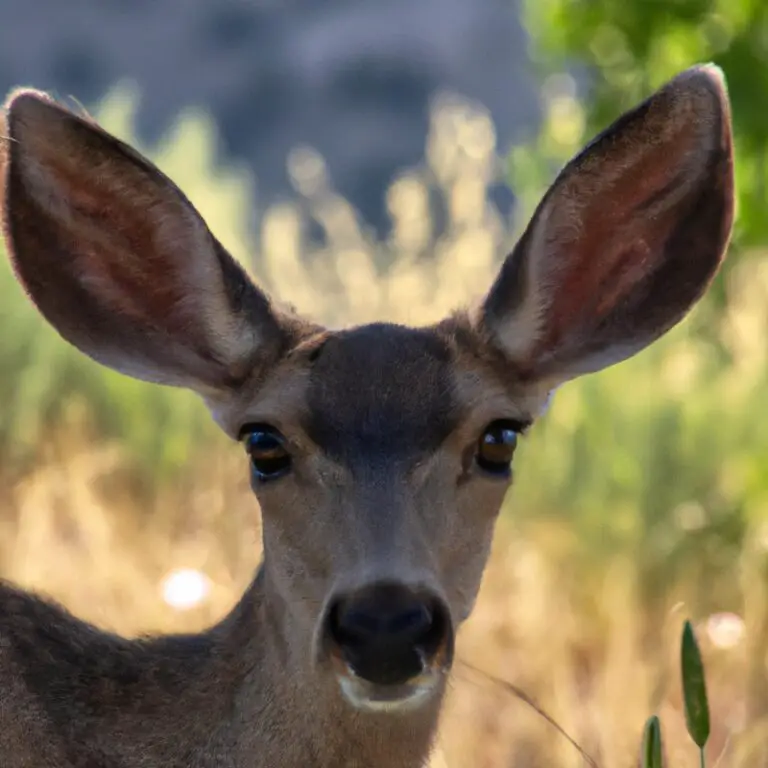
[0,65,734,767]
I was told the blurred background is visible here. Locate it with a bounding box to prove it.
[1,1,767,766]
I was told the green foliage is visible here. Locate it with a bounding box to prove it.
[506,0,768,611]
[508,255,768,609]
[641,715,665,768]
[681,620,711,751]
[519,0,768,253]
[641,621,713,767]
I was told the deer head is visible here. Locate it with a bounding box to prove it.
[1,65,734,714]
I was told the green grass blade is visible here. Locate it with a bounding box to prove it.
[681,620,710,749]
[641,715,664,768]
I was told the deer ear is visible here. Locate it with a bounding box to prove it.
[1,89,299,392]
[479,65,734,385]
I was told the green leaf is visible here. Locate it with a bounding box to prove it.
[681,620,711,748]
[641,715,664,768]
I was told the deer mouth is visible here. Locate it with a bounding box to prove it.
[328,638,452,713]
[317,582,455,711]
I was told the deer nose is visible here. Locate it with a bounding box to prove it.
[326,583,451,686]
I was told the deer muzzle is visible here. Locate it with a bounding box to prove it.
[320,581,454,712]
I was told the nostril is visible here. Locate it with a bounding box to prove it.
[329,593,436,647]
[329,602,379,646]
[387,603,432,638]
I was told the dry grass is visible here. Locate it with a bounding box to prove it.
[1,440,764,767]
[1,84,766,767]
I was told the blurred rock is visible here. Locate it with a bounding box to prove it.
[0,0,539,230]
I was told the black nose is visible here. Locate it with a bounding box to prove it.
[326,583,451,686]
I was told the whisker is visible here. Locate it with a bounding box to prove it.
[454,659,599,768]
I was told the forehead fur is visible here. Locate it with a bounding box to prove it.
[208,317,550,450]
[304,323,459,462]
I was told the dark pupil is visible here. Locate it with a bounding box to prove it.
[477,422,518,473]
[245,430,291,479]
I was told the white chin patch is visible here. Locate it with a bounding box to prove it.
[336,668,442,713]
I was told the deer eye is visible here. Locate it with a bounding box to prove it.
[240,425,292,482]
[475,420,521,476]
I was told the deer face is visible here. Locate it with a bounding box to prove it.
[207,321,551,711]
[1,65,734,712]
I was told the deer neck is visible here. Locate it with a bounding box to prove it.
[219,564,445,768]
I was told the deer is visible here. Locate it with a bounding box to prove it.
[0,63,733,768]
